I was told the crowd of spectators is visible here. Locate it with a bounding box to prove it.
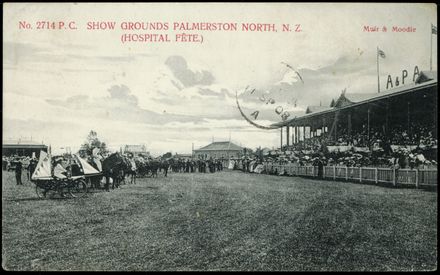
[2,155,39,184]
[229,123,437,172]
[322,122,437,148]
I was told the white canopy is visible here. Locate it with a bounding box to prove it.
[75,155,101,175]
[31,151,52,180]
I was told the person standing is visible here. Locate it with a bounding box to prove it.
[2,157,8,171]
[15,159,23,185]
[190,160,194,173]
[27,158,37,181]
[317,158,324,179]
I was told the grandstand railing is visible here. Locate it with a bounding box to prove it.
[259,164,437,187]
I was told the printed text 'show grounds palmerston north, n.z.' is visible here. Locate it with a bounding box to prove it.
[2,3,437,272]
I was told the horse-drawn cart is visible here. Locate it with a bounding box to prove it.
[31,151,101,199]
[33,176,88,199]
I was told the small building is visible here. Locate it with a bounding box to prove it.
[193,141,244,160]
[2,139,48,158]
[123,144,149,157]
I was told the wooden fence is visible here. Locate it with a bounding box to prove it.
[259,163,437,187]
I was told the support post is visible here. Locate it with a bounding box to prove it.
[393,168,397,187]
[407,101,411,136]
[385,100,389,135]
[291,126,295,146]
[367,107,370,141]
[280,127,283,150]
[348,112,352,138]
[303,125,306,142]
[375,168,378,184]
[415,169,419,189]
[293,126,298,144]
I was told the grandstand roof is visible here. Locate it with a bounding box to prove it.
[174,153,192,158]
[337,93,377,104]
[272,70,437,127]
[195,141,243,151]
[306,106,333,114]
[3,139,47,149]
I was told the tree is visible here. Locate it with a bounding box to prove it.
[162,152,172,159]
[81,130,109,157]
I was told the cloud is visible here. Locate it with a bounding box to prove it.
[237,52,378,114]
[107,84,138,105]
[165,55,215,88]
[276,69,301,85]
[4,41,149,70]
[67,54,136,62]
[4,42,48,65]
[198,88,226,99]
[46,95,90,108]
[45,84,205,125]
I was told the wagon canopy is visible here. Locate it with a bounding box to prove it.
[31,150,52,180]
[74,154,101,176]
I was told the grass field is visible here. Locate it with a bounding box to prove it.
[2,170,437,271]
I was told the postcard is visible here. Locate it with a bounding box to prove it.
[2,3,437,271]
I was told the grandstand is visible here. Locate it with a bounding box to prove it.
[272,71,437,153]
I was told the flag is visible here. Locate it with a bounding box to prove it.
[377,48,386,58]
[432,24,437,35]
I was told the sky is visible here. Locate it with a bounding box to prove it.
[3,3,437,156]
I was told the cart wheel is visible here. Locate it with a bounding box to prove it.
[35,185,47,199]
[69,179,88,198]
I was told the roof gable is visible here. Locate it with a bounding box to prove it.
[416,71,437,84]
[195,141,243,151]
[306,106,333,114]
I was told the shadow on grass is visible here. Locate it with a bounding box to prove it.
[348,180,438,192]
[5,197,43,202]
[6,196,78,202]
[144,185,160,189]
[86,189,107,193]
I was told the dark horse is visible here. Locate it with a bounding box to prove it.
[102,153,130,191]
[147,159,160,178]
[160,159,169,177]
[145,158,169,178]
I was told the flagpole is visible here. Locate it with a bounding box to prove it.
[430,24,433,71]
[377,46,380,93]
